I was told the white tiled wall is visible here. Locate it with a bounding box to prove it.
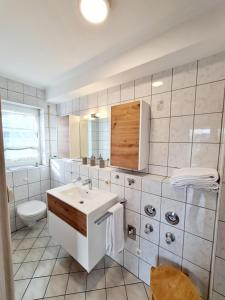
[0,75,58,232]
[51,158,217,299]
[57,51,225,179]
[3,51,224,298]
[54,51,225,299]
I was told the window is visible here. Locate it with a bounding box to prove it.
[2,101,42,168]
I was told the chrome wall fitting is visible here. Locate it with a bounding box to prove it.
[165,232,175,244]
[127,178,135,186]
[144,205,156,217]
[128,225,136,240]
[165,212,179,225]
[144,223,153,234]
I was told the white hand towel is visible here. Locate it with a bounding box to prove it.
[106,203,124,257]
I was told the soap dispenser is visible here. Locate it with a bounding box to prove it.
[90,155,96,166]
[82,157,87,165]
[99,154,105,168]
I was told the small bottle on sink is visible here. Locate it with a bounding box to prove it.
[99,154,105,168]
[90,155,96,166]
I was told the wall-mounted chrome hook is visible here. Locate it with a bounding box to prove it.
[165,232,175,244]
[144,223,153,234]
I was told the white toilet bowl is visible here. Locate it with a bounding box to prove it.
[17,200,47,227]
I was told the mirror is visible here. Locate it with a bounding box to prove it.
[57,108,110,160]
[80,111,109,160]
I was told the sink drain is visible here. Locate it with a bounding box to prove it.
[79,201,84,204]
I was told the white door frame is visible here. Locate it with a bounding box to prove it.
[0,97,15,300]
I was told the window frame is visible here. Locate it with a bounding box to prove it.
[1,100,44,168]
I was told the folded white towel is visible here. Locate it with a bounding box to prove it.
[171,181,219,191]
[171,168,219,181]
[170,168,219,191]
[106,203,124,257]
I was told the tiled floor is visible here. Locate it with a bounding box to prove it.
[12,218,150,300]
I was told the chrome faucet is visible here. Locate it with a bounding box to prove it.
[82,178,92,190]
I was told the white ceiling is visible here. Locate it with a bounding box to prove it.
[0,0,225,102]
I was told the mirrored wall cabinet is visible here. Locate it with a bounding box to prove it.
[111,100,149,171]
[57,115,81,159]
[57,108,109,161]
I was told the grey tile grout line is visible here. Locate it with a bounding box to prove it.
[150,111,224,119]
[148,141,221,145]
[216,78,225,171]
[158,183,163,266]
[215,255,225,263]
[218,219,225,224]
[165,65,174,177]
[104,261,107,300]
[39,248,60,298]
[138,194,141,278]
[59,260,71,300]
[211,289,225,299]
[120,264,129,300]
[144,283,150,300]
[181,187,188,272]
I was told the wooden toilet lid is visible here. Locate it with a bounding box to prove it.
[151,265,201,300]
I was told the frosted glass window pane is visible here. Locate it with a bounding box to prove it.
[2,101,41,167]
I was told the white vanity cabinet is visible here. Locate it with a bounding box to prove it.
[47,185,118,272]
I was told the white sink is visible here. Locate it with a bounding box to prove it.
[47,183,117,215]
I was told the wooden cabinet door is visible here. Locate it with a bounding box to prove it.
[111,101,140,170]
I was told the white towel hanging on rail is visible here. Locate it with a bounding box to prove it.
[106,203,124,257]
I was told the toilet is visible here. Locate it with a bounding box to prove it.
[17,200,47,227]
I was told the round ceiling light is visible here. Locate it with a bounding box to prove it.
[80,0,109,24]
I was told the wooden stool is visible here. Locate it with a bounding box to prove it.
[150,265,201,300]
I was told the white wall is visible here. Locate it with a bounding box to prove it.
[52,49,225,300]
[57,51,225,177]
[0,76,58,232]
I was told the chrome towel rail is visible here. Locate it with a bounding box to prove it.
[95,212,112,225]
[94,199,126,225]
